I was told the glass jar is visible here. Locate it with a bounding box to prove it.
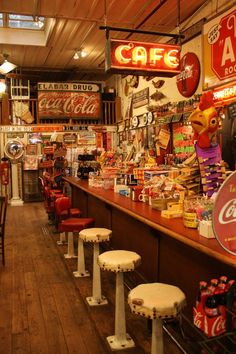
[183,196,202,228]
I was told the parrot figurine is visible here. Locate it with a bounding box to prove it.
[188,91,220,149]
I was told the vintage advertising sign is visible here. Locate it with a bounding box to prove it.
[213,171,236,255]
[132,88,149,109]
[37,82,101,119]
[203,5,236,90]
[105,39,180,77]
[38,82,100,92]
[213,82,236,105]
[176,52,200,97]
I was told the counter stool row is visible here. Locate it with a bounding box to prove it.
[53,197,187,354]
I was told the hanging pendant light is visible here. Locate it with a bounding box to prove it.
[73,48,87,60]
[0,54,17,75]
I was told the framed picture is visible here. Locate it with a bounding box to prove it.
[26,144,38,155]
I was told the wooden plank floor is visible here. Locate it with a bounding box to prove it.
[0,202,185,354]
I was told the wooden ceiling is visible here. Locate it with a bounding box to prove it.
[0,0,220,82]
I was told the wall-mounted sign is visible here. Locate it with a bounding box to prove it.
[38,82,100,92]
[0,125,32,132]
[63,133,77,144]
[132,88,149,109]
[213,171,236,255]
[32,125,64,132]
[176,52,200,97]
[213,82,236,105]
[38,82,101,119]
[38,92,101,119]
[203,5,236,89]
[105,39,180,77]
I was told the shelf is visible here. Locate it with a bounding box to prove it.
[163,313,236,354]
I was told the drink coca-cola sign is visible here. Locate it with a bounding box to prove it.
[213,171,236,254]
[176,52,200,98]
[37,82,101,119]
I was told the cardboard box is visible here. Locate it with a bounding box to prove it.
[193,302,226,337]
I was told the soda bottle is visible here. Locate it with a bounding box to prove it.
[219,275,228,285]
[205,292,219,317]
[197,281,208,306]
[210,278,219,287]
[226,279,235,291]
[216,283,227,315]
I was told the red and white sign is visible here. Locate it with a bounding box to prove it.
[203,6,236,89]
[106,39,180,77]
[211,7,236,80]
[38,91,101,119]
[213,171,236,255]
[213,82,236,104]
[176,52,200,97]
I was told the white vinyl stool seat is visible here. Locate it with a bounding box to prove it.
[98,250,141,350]
[128,283,186,354]
[74,228,111,307]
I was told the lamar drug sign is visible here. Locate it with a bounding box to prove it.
[105,39,180,77]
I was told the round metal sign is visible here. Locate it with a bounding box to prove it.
[213,171,236,255]
[176,52,200,98]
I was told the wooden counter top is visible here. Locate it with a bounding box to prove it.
[64,177,236,268]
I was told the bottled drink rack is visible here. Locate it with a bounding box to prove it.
[163,311,236,353]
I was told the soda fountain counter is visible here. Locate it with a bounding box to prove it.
[63,176,236,318]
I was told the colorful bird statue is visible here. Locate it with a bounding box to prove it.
[188,91,220,149]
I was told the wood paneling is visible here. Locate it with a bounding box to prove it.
[0,0,211,81]
[65,177,236,318]
[1,201,183,354]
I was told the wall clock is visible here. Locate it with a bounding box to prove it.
[147,112,154,124]
[130,116,139,128]
[143,113,148,125]
[4,139,24,162]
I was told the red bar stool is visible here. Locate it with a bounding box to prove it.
[55,197,81,245]
[58,217,94,258]
[44,187,64,224]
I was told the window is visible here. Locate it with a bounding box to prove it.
[0,13,45,30]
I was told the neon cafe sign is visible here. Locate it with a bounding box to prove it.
[105,39,180,77]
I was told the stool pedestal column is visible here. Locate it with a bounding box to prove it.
[57,231,67,245]
[73,237,90,277]
[152,318,163,354]
[64,232,76,258]
[107,272,135,350]
[86,243,107,306]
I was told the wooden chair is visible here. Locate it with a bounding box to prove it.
[0,196,8,265]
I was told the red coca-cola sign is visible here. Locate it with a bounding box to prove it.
[176,52,200,97]
[213,171,236,255]
[211,7,236,80]
[38,91,101,118]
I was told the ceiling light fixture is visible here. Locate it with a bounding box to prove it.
[73,48,87,60]
[0,79,6,93]
[73,51,80,60]
[34,16,44,29]
[0,54,17,75]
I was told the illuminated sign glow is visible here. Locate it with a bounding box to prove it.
[106,39,180,77]
[213,82,236,103]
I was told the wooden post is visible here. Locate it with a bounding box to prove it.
[1,93,10,125]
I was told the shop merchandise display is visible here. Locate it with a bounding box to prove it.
[189,91,226,197]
